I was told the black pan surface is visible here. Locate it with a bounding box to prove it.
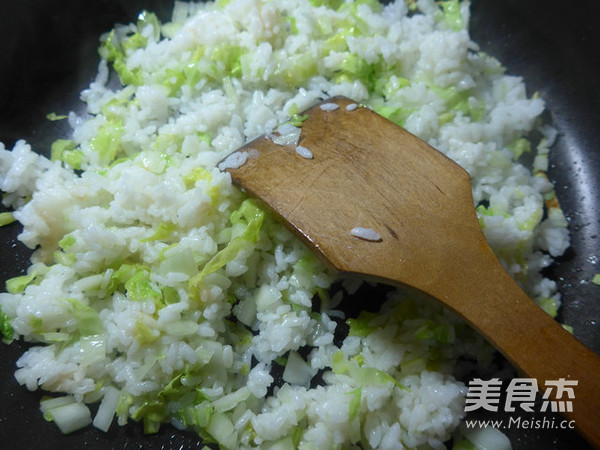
[0,1,598,449]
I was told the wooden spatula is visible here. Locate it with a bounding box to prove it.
[221,96,600,447]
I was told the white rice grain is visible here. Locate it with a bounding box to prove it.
[295,145,313,159]
[350,227,382,241]
[319,102,340,111]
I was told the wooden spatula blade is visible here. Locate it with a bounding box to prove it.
[224,97,482,289]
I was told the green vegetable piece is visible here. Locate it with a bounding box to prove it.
[308,0,343,10]
[122,32,148,53]
[347,387,362,420]
[539,297,558,318]
[286,16,298,35]
[340,53,372,82]
[373,105,413,127]
[134,317,159,344]
[46,112,67,121]
[438,0,463,31]
[592,274,600,285]
[53,251,76,267]
[101,30,144,85]
[132,399,166,434]
[6,271,37,294]
[125,269,161,301]
[346,311,377,337]
[453,438,476,450]
[0,308,14,343]
[90,119,124,164]
[508,138,532,159]
[48,139,83,170]
[183,167,212,189]
[58,234,76,250]
[189,199,264,299]
[285,114,310,127]
[64,298,103,336]
[414,321,435,340]
[0,212,16,227]
[162,286,180,305]
[137,10,161,42]
[50,139,77,161]
[140,222,177,242]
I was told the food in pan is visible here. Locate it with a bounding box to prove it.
[0,0,568,448]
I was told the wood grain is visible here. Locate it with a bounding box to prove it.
[223,96,600,448]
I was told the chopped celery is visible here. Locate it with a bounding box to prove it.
[339,53,373,85]
[593,274,600,285]
[373,104,413,127]
[163,320,198,337]
[54,251,76,267]
[50,139,84,169]
[518,206,543,231]
[347,387,362,420]
[273,52,318,88]
[134,317,160,344]
[332,350,408,390]
[211,386,251,412]
[116,390,134,425]
[0,308,13,343]
[58,234,76,250]
[40,395,76,416]
[40,332,70,343]
[0,211,16,227]
[137,10,161,42]
[100,30,144,86]
[285,16,298,35]
[6,271,38,294]
[90,119,124,164]
[285,113,310,127]
[93,386,120,432]
[189,200,264,300]
[125,270,161,302]
[346,310,377,337]
[132,399,167,434]
[433,324,455,343]
[110,264,161,302]
[508,137,531,159]
[64,298,103,336]
[355,366,407,390]
[539,297,558,318]
[78,334,106,366]
[291,253,323,290]
[453,439,476,450]
[438,0,463,31]
[50,139,77,160]
[183,167,212,189]
[282,351,314,386]
[140,222,177,242]
[207,411,237,449]
[161,286,179,304]
[44,401,92,434]
[121,32,148,53]
[308,0,343,9]
[46,112,67,121]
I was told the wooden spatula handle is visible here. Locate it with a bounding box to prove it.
[420,241,600,448]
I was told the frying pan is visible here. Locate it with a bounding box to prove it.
[0,1,598,448]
